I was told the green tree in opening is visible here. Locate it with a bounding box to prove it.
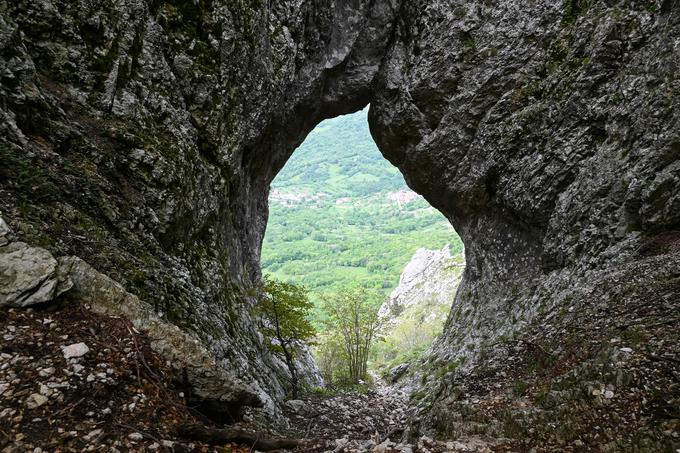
[257,276,316,398]
[321,287,383,384]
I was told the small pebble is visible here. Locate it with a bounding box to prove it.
[128,432,144,441]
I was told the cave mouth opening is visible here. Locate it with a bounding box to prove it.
[259,106,465,378]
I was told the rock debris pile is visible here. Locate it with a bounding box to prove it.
[283,383,408,452]
[282,384,499,453]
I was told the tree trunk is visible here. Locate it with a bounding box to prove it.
[281,341,299,399]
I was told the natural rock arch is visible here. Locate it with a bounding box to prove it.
[1,0,678,442]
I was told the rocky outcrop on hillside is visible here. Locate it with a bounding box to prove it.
[1,0,679,448]
[379,245,464,326]
[377,246,465,386]
[0,218,264,420]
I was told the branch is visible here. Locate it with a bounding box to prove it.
[176,424,304,451]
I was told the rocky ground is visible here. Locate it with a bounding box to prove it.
[2,235,678,453]
[0,297,513,453]
[0,299,270,452]
[281,383,515,453]
[3,291,678,453]
[282,380,410,452]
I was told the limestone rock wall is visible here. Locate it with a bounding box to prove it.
[368,0,680,442]
[0,0,397,417]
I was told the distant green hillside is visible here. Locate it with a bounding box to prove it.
[261,108,462,301]
[273,109,405,197]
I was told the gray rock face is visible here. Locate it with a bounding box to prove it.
[376,246,464,388]
[378,245,464,325]
[1,0,678,443]
[0,217,10,246]
[0,240,72,307]
[388,363,409,384]
[368,0,680,442]
[0,0,391,417]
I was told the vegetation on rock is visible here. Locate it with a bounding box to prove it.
[371,250,465,378]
